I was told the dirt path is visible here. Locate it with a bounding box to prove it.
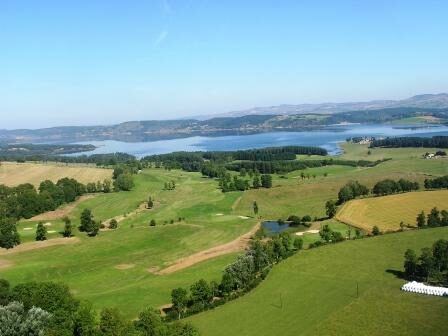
[0,237,80,256]
[29,195,96,221]
[155,222,261,275]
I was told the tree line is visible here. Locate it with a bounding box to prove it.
[336,178,419,204]
[370,136,448,149]
[424,175,448,189]
[0,279,199,336]
[416,207,448,228]
[0,167,136,249]
[167,232,303,320]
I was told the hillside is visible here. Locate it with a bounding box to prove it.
[1,105,447,144]
[189,227,448,336]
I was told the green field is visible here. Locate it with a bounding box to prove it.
[336,190,448,231]
[1,143,447,324]
[190,227,448,336]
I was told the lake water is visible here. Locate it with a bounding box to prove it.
[75,124,448,158]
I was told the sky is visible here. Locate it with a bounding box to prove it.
[0,0,447,129]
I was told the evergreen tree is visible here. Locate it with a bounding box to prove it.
[404,249,418,278]
[35,222,47,241]
[416,211,426,228]
[62,216,72,238]
[80,209,94,232]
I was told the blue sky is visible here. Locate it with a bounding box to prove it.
[0,0,447,129]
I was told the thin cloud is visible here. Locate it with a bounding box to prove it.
[153,30,169,47]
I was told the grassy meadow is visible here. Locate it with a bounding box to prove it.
[189,227,448,336]
[1,143,447,324]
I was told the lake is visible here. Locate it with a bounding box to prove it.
[74,124,448,158]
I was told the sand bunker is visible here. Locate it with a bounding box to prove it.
[295,229,320,236]
[215,213,224,216]
[238,216,250,219]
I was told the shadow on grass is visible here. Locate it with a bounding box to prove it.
[386,269,406,280]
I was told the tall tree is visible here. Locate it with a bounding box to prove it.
[253,201,259,216]
[62,216,72,238]
[0,217,20,249]
[416,211,426,228]
[171,288,188,320]
[79,209,94,232]
[404,249,418,278]
[325,200,337,218]
[35,222,47,241]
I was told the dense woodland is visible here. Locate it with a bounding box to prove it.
[370,136,448,148]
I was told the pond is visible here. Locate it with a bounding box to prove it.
[262,220,291,234]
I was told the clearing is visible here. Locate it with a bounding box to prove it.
[336,190,448,231]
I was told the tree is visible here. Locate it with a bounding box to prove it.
[419,247,435,282]
[325,200,337,218]
[134,307,164,336]
[253,201,259,216]
[147,196,154,209]
[338,186,354,204]
[73,301,97,336]
[252,176,260,189]
[404,249,418,278]
[109,219,118,230]
[114,174,134,191]
[293,237,303,250]
[171,288,188,320]
[427,207,441,227]
[260,174,272,188]
[0,301,51,336]
[416,211,426,228]
[62,216,72,238]
[319,224,332,242]
[0,217,20,249]
[103,179,112,193]
[149,219,156,227]
[0,279,10,306]
[99,307,125,336]
[372,225,381,236]
[190,279,212,307]
[432,239,448,273]
[80,209,94,232]
[35,222,47,241]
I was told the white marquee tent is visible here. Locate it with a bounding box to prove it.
[401,281,448,297]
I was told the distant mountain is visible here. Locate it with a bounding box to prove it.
[1,106,447,145]
[194,93,448,120]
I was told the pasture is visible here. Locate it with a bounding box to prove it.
[190,227,448,336]
[336,190,448,231]
[0,161,112,186]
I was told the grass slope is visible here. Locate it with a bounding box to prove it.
[336,190,448,231]
[0,162,112,186]
[190,228,448,336]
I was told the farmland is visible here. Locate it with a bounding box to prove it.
[0,161,112,186]
[336,190,448,231]
[189,227,448,336]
